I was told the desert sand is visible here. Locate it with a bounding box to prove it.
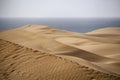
[0,25,120,80]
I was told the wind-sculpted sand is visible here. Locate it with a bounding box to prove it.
[0,25,120,80]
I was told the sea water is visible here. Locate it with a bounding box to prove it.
[0,18,120,33]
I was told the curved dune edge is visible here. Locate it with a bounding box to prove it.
[0,25,120,75]
[0,25,120,80]
[0,39,120,80]
[86,27,120,34]
[55,37,120,75]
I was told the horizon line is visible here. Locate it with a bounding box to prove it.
[1,17,120,19]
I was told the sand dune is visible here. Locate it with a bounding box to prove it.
[86,27,120,34]
[0,39,120,80]
[0,25,120,80]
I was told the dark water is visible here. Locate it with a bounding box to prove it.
[0,18,120,33]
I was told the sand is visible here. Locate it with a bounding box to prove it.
[0,25,120,80]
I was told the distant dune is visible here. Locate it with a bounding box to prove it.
[0,25,120,80]
[87,27,120,34]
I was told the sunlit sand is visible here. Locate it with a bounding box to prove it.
[0,25,120,80]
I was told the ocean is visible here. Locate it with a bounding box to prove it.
[0,18,120,33]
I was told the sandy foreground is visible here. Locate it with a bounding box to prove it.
[0,25,120,80]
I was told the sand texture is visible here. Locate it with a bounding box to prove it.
[0,25,120,80]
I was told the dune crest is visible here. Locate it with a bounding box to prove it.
[0,25,120,80]
[86,27,120,34]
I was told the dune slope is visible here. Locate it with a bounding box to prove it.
[0,25,120,80]
[0,39,120,80]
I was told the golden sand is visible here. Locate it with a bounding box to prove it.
[0,25,120,80]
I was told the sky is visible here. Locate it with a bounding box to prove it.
[0,0,120,18]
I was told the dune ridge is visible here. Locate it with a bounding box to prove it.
[0,39,120,80]
[0,25,120,80]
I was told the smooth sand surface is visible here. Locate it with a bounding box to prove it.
[86,27,120,34]
[0,25,120,80]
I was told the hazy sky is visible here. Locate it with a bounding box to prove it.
[0,0,120,18]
